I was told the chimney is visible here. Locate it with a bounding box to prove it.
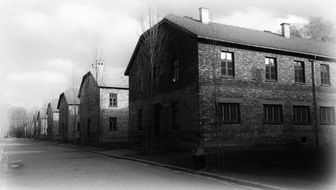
[281,23,290,38]
[199,7,210,24]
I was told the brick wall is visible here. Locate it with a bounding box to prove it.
[99,88,129,143]
[128,23,200,150]
[79,74,100,144]
[198,42,336,149]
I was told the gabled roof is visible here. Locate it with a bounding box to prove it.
[78,68,128,98]
[57,88,80,109]
[47,99,59,113]
[125,14,336,75]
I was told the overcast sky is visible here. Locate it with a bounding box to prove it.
[0,0,335,128]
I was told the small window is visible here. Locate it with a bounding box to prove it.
[265,57,277,81]
[264,104,283,123]
[293,106,310,124]
[219,103,240,123]
[294,61,305,83]
[172,102,179,129]
[109,117,117,131]
[109,93,117,107]
[320,107,335,124]
[172,59,179,82]
[221,52,234,77]
[321,64,330,85]
[138,109,143,130]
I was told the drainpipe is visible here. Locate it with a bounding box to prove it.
[309,55,319,147]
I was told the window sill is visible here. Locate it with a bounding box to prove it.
[321,84,331,87]
[220,75,235,79]
[294,82,306,85]
[293,122,311,125]
[265,80,278,83]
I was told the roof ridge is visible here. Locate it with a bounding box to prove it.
[169,14,336,46]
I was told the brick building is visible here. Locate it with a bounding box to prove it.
[57,88,80,142]
[37,110,48,140]
[125,9,336,151]
[78,61,129,145]
[47,99,60,141]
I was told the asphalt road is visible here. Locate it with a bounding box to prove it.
[0,138,255,190]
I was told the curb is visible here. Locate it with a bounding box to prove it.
[56,143,285,190]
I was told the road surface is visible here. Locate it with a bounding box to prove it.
[0,138,255,190]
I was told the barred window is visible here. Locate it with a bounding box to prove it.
[320,107,335,124]
[221,52,234,77]
[109,93,117,107]
[293,106,310,124]
[109,117,117,131]
[265,57,277,81]
[264,104,283,123]
[219,103,240,123]
[321,64,330,85]
[294,61,305,83]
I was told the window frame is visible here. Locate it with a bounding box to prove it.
[294,61,305,83]
[293,105,311,124]
[220,51,234,77]
[263,104,283,124]
[265,57,277,81]
[320,64,331,85]
[109,93,118,107]
[218,103,241,124]
[172,58,179,83]
[320,106,335,124]
[109,117,118,131]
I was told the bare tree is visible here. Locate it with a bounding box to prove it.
[7,107,28,138]
[136,9,167,155]
[303,17,336,42]
[289,17,336,42]
[68,64,81,143]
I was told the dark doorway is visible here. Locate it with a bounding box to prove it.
[153,103,162,145]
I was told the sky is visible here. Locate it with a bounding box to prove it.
[0,0,336,133]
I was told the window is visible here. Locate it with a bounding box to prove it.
[172,102,179,129]
[109,117,117,131]
[265,57,277,81]
[221,52,234,77]
[293,106,310,124]
[77,123,80,131]
[219,103,240,123]
[320,107,335,124]
[109,93,117,107]
[172,59,179,82]
[321,64,330,85]
[294,61,305,83]
[264,104,283,123]
[138,109,143,130]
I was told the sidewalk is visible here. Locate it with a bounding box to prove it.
[56,142,335,190]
